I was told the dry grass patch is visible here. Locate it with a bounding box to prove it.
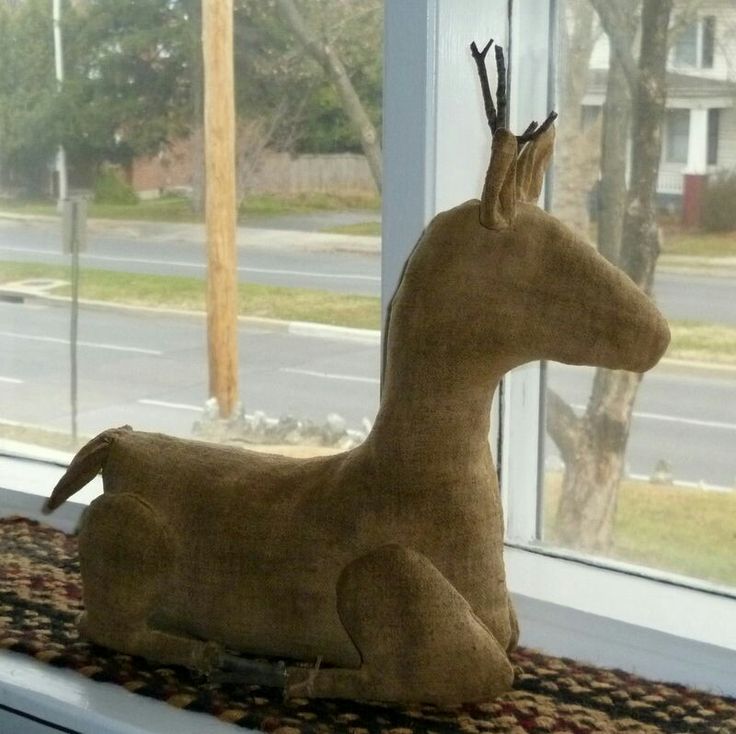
[0,262,381,330]
[543,473,736,587]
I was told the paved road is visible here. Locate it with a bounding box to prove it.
[0,218,381,296]
[1,218,736,323]
[1,299,734,489]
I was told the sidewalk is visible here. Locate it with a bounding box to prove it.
[0,210,381,254]
[658,253,736,276]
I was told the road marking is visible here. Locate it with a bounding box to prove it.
[0,376,23,384]
[0,330,162,355]
[138,399,202,411]
[634,410,736,431]
[0,246,380,281]
[281,367,379,384]
[629,473,732,493]
[571,403,736,431]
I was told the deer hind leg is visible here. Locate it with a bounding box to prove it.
[286,544,514,704]
[77,494,221,673]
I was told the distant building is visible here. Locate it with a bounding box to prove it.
[583,0,736,207]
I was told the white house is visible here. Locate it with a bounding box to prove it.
[583,0,736,202]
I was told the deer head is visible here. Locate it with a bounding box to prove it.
[384,40,670,379]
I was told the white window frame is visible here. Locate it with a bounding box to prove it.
[384,0,735,696]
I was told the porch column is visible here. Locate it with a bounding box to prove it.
[682,107,709,227]
[685,107,708,174]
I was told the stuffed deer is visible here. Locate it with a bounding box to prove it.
[43,41,670,704]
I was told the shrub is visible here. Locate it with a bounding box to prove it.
[701,172,736,232]
[93,170,139,205]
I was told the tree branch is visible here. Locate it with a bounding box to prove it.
[274,0,382,192]
[589,0,639,92]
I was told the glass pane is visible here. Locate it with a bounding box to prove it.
[702,16,715,69]
[673,20,697,67]
[666,109,690,164]
[1,2,382,475]
[540,0,736,589]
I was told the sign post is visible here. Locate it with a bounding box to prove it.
[62,197,87,442]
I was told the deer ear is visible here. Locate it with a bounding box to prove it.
[479,129,518,230]
[515,124,555,203]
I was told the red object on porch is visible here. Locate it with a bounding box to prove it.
[682,173,708,228]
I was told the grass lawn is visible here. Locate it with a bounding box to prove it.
[667,320,736,364]
[0,192,381,224]
[322,221,382,236]
[543,474,736,587]
[662,229,736,258]
[0,261,381,329]
[4,261,736,359]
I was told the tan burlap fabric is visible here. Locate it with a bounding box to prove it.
[44,127,670,704]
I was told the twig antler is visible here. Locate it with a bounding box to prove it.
[470,38,557,144]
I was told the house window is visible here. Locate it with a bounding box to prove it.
[673,16,716,69]
[666,109,690,163]
[673,21,697,67]
[702,16,716,69]
[707,108,720,165]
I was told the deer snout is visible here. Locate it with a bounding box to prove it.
[606,297,670,374]
[630,306,670,372]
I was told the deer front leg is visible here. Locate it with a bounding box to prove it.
[286,544,514,704]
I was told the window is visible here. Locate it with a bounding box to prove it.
[505,0,735,695]
[1,3,735,729]
[673,21,698,67]
[666,109,690,163]
[542,0,735,596]
[707,108,720,165]
[673,16,717,69]
[702,16,716,69]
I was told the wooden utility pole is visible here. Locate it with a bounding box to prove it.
[203,0,238,417]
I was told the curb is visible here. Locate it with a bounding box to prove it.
[0,286,381,345]
[1,286,732,368]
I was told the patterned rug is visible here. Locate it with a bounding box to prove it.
[0,516,734,733]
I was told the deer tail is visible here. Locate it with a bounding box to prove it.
[42,426,132,514]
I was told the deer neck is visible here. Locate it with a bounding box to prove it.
[369,342,508,474]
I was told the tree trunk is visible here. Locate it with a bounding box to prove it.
[549,369,641,550]
[551,0,599,235]
[596,2,637,265]
[275,0,382,193]
[549,0,672,553]
[619,0,671,293]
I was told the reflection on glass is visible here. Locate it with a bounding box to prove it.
[542,0,736,588]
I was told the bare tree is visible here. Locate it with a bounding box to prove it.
[595,0,639,265]
[552,0,601,235]
[547,0,673,552]
[274,0,382,192]
[234,93,307,205]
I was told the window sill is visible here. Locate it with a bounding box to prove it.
[506,545,736,696]
[0,651,238,734]
[3,452,735,705]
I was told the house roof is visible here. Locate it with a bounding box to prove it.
[586,69,736,100]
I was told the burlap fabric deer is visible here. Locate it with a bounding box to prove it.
[43,41,670,705]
